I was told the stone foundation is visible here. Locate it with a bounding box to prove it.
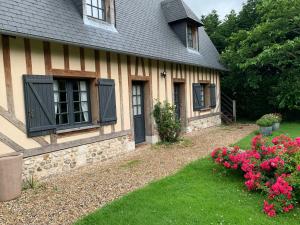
[23,135,135,179]
[188,114,221,132]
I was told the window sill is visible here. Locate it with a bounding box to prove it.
[194,107,212,112]
[187,48,200,54]
[56,124,99,134]
[83,16,118,33]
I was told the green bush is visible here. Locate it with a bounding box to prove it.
[256,117,273,127]
[152,101,181,143]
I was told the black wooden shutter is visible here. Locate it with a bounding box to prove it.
[23,75,56,137]
[210,84,216,108]
[98,79,117,125]
[193,83,203,111]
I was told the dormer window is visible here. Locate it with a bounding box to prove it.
[86,0,106,21]
[187,24,199,50]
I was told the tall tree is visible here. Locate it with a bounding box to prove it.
[221,0,300,118]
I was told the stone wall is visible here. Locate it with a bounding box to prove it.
[23,135,135,180]
[188,114,221,132]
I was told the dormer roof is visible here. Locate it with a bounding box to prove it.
[161,0,203,26]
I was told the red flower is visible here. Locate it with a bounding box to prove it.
[232,164,238,170]
[297,165,300,171]
[263,201,276,217]
[283,204,294,212]
[260,157,284,171]
[223,161,231,168]
[269,175,293,200]
[296,137,300,146]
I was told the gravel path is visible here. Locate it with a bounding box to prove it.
[0,124,256,225]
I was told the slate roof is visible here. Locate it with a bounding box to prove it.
[0,0,225,70]
[161,0,203,25]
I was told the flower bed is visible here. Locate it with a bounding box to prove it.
[211,135,300,217]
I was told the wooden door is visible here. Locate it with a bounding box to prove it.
[132,82,145,144]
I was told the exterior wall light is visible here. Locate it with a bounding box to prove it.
[161,71,167,78]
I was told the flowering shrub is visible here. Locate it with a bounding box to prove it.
[211,135,300,217]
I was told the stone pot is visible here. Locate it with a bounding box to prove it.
[260,126,273,136]
[272,122,280,131]
[0,152,23,202]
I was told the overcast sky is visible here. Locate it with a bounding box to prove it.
[184,0,246,20]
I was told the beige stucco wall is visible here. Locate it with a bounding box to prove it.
[10,37,27,124]
[84,48,96,72]
[51,43,64,69]
[57,131,100,144]
[31,40,46,74]
[0,115,40,149]
[0,141,14,155]
[0,35,8,110]
[69,46,81,71]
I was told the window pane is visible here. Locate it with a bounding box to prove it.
[133,106,137,116]
[58,80,66,90]
[59,114,69,124]
[81,102,88,112]
[98,9,103,20]
[86,6,92,16]
[93,7,98,18]
[80,81,87,91]
[60,103,68,113]
[74,113,81,123]
[133,96,137,105]
[137,86,141,95]
[53,80,58,91]
[99,0,104,8]
[61,92,67,102]
[54,93,59,103]
[133,86,136,95]
[73,81,79,91]
[73,92,80,102]
[83,112,89,122]
[74,102,80,112]
[87,0,92,5]
[137,97,141,105]
[92,0,98,7]
[54,103,58,114]
[138,106,141,115]
[81,92,88,101]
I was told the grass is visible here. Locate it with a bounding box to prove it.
[233,122,300,149]
[75,158,300,225]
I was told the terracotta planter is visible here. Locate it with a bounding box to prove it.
[260,126,273,136]
[0,152,23,202]
[272,122,280,131]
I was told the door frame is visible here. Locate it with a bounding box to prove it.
[130,77,153,145]
[173,80,186,128]
[132,81,146,144]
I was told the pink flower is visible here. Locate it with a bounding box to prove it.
[297,165,300,171]
[232,164,238,170]
[260,157,284,171]
[223,161,231,168]
[283,204,294,212]
[269,175,293,200]
[263,201,276,217]
[296,137,300,146]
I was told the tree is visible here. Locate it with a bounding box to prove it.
[221,0,300,118]
[202,0,261,53]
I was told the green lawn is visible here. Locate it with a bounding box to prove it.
[234,122,300,150]
[75,158,300,225]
